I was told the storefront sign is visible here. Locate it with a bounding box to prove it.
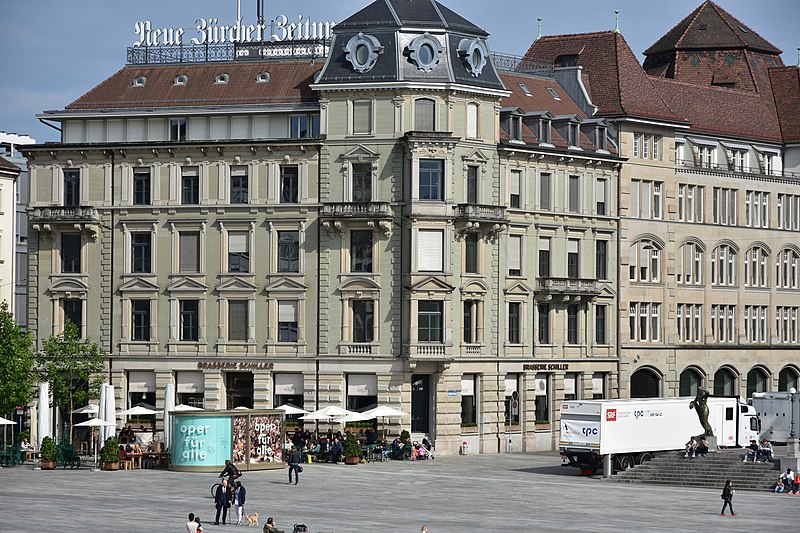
[197,362,274,370]
[133,14,335,47]
[523,363,569,371]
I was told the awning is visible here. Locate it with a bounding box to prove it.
[274,373,304,396]
[347,374,377,397]
[687,137,719,147]
[176,371,205,394]
[753,145,781,155]
[564,374,576,395]
[128,371,155,393]
[461,376,475,396]
[504,375,518,396]
[719,141,751,151]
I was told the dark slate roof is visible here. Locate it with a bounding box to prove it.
[769,67,800,144]
[644,1,781,56]
[66,61,321,110]
[0,155,20,172]
[525,32,686,123]
[336,0,488,36]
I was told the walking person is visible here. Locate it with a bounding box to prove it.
[288,446,302,484]
[720,479,736,516]
[214,479,233,525]
[233,480,247,526]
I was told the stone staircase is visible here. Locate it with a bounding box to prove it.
[611,449,781,491]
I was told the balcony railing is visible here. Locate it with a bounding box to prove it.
[454,203,509,224]
[675,159,800,180]
[321,202,393,220]
[29,206,100,223]
[536,277,599,295]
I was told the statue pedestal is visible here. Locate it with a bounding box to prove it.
[780,438,800,472]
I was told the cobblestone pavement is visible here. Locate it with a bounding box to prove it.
[1,452,797,532]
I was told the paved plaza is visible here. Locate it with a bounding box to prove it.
[1,452,798,532]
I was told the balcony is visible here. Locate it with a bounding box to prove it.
[454,203,509,224]
[535,277,599,298]
[321,202,393,237]
[405,342,453,362]
[29,206,100,223]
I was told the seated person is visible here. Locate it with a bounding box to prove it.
[695,437,709,458]
[119,445,128,461]
[133,443,143,454]
[365,428,378,445]
[391,438,402,460]
[759,438,773,462]
[330,437,343,463]
[20,438,33,451]
[684,437,697,458]
[263,517,277,533]
[774,479,785,493]
[780,468,795,493]
[743,439,759,462]
[402,440,413,459]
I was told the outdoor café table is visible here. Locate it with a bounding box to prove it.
[143,452,169,468]
[127,452,143,469]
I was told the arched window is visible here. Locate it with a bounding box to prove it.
[778,367,799,392]
[776,248,800,289]
[629,239,661,283]
[746,367,769,398]
[711,244,737,286]
[677,241,703,285]
[630,368,660,398]
[679,368,703,396]
[415,98,435,132]
[744,246,769,287]
[713,367,737,396]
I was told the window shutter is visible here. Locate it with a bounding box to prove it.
[592,374,604,394]
[353,101,371,134]
[467,103,478,138]
[179,232,199,272]
[418,229,443,271]
[510,171,520,196]
[278,301,297,322]
[567,239,578,254]
[504,375,518,396]
[540,173,551,208]
[229,231,248,253]
[538,237,550,251]
[595,179,606,204]
[460,376,475,396]
[415,99,435,131]
[508,235,521,272]
[564,374,576,395]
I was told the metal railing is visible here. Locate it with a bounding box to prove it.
[675,159,800,180]
[490,52,554,77]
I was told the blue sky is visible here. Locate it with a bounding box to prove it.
[1,0,796,143]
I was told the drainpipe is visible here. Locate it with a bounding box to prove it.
[614,143,622,399]
[108,149,115,384]
[315,144,322,434]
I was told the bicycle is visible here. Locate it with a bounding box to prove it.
[211,472,242,498]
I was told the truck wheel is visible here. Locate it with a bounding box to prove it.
[639,453,652,464]
[619,455,634,471]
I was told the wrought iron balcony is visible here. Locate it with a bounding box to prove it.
[536,277,599,296]
[321,202,393,220]
[454,203,509,224]
[29,206,100,223]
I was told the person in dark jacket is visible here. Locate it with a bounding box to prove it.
[288,447,302,484]
[233,480,247,526]
[214,479,233,525]
[720,479,735,516]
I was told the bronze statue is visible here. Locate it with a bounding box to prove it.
[689,387,713,436]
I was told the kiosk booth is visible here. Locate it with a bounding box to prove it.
[170,409,284,472]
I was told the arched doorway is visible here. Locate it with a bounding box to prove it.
[746,367,769,398]
[630,368,660,398]
[713,368,737,396]
[779,367,799,392]
[679,368,703,397]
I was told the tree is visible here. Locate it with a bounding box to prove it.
[0,301,35,417]
[35,320,106,442]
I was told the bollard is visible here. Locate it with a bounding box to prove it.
[603,454,612,478]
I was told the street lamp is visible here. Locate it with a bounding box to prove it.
[788,387,799,465]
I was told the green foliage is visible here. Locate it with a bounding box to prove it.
[0,301,35,415]
[40,436,57,461]
[102,437,121,463]
[342,432,361,458]
[460,422,478,428]
[399,429,410,443]
[35,320,107,440]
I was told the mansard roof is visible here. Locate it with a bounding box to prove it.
[768,67,800,144]
[336,0,488,37]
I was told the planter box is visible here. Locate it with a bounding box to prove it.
[460,426,479,435]
[39,460,56,470]
[101,461,120,471]
[344,456,360,465]
[534,423,551,431]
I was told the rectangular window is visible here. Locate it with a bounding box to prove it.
[677,303,703,342]
[537,304,550,344]
[504,374,520,425]
[418,229,444,272]
[463,300,477,344]
[567,304,579,344]
[61,233,81,273]
[419,159,444,201]
[170,118,187,141]
[418,301,443,343]
[290,114,319,138]
[712,187,737,226]
[632,133,641,158]
[352,163,372,202]
[278,300,298,342]
[181,167,199,204]
[509,116,522,141]
[534,374,549,422]
[509,169,521,208]
[230,166,248,204]
[350,230,373,273]
[745,190,769,228]
[228,300,248,341]
[568,175,580,213]
[567,239,579,279]
[595,305,607,344]
[699,146,714,169]
[179,300,199,341]
[466,103,478,139]
[277,231,300,273]
[595,240,607,280]
[652,135,661,160]
[467,166,478,204]
[629,302,660,342]
[280,165,299,204]
[179,231,200,273]
[353,300,374,343]
[745,305,768,343]
[539,173,551,210]
[539,119,551,144]
[538,237,551,278]
[678,184,704,222]
[711,305,736,343]
[461,375,477,425]
[353,100,372,135]
[227,231,250,273]
[630,179,663,220]
[133,168,151,205]
[508,302,521,344]
[508,234,522,277]
[595,178,606,215]
[64,169,80,207]
[131,300,150,341]
[592,373,606,400]
[464,233,479,274]
[131,232,152,273]
[415,98,435,132]
[643,135,650,159]
[778,194,800,230]
[64,298,83,333]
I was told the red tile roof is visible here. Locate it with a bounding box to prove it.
[769,67,800,144]
[525,32,686,124]
[66,61,322,110]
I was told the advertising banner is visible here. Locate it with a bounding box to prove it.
[249,414,283,463]
[171,415,232,467]
[560,419,601,447]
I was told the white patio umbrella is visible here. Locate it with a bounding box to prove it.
[75,418,116,470]
[300,406,354,421]
[118,405,162,416]
[275,404,309,416]
[72,404,99,415]
[171,404,202,412]
[362,405,410,442]
[163,383,175,451]
[332,411,372,424]
[99,384,117,444]
[37,383,51,448]
[0,417,14,425]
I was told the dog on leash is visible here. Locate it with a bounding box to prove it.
[245,512,259,527]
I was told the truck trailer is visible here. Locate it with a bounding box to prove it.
[559,396,759,474]
[751,391,800,444]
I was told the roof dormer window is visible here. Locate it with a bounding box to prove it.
[595,126,608,151]
[509,115,523,142]
[555,55,578,68]
[174,74,188,86]
[568,123,580,148]
[546,87,561,101]
[344,33,383,73]
[457,38,488,77]
[408,33,444,72]
[133,76,147,87]
[539,119,552,144]
[215,73,230,84]
[256,71,270,83]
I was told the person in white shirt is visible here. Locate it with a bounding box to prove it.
[186,512,198,533]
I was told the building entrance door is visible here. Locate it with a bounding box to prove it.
[411,374,430,433]
[226,372,254,409]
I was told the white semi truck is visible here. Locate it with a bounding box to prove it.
[751,391,800,444]
[559,396,759,474]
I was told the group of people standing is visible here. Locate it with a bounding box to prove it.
[214,460,247,525]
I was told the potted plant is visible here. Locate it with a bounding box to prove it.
[39,436,57,470]
[101,436,121,470]
[342,433,362,465]
[399,429,410,443]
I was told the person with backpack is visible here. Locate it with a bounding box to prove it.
[720,479,735,516]
[288,446,302,484]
